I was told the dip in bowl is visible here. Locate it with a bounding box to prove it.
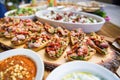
[46,61,119,80]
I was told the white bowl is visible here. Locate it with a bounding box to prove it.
[35,10,105,33]
[4,9,35,20]
[46,61,119,80]
[19,3,47,10]
[0,48,44,80]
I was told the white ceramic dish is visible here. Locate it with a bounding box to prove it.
[0,48,44,80]
[35,10,105,33]
[46,61,119,80]
[19,3,47,10]
[4,9,35,20]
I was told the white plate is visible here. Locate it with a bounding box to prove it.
[35,10,105,33]
[46,61,119,80]
[0,48,44,80]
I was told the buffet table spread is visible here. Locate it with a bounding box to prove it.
[0,21,120,80]
[36,21,120,80]
[0,1,120,80]
[32,22,120,80]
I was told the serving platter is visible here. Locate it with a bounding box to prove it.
[0,1,120,79]
[0,18,119,72]
[0,37,118,71]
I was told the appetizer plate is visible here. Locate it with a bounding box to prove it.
[35,10,105,33]
[19,3,47,10]
[4,9,35,20]
[0,48,44,80]
[77,1,105,12]
[46,61,119,80]
[19,1,48,8]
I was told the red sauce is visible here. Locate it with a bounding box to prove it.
[0,55,36,80]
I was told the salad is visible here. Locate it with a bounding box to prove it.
[43,11,98,24]
[8,8,36,16]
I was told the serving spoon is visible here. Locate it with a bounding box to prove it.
[106,36,120,53]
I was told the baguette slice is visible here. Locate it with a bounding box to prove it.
[11,34,29,46]
[45,36,69,59]
[55,26,70,37]
[44,23,55,34]
[70,28,85,45]
[24,33,52,51]
[67,41,96,61]
[89,32,109,55]
[4,31,15,39]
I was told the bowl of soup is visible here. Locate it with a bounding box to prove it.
[0,48,44,80]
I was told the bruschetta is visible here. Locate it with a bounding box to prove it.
[11,32,30,46]
[67,37,96,61]
[24,33,52,51]
[70,28,85,45]
[89,32,109,55]
[44,23,55,34]
[45,36,69,59]
[27,21,44,33]
[55,26,70,37]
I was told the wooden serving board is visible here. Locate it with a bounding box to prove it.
[0,22,120,71]
[0,22,120,80]
[43,22,120,80]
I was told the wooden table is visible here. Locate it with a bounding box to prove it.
[0,22,120,80]
[97,22,120,38]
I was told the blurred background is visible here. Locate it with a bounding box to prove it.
[0,0,120,18]
[1,0,119,10]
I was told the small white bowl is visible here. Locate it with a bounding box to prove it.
[0,48,44,80]
[4,9,35,20]
[35,10,105,33]
[46,61,119,80]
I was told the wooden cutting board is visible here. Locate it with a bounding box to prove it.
[0,22,120,80]
[0,22,120,68]
[43,22,120,80]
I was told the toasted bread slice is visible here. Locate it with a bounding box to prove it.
[90,32,109,55]
[55,27,70,37]
[67,42,96,61]
[4,32,15,39]
[44,23,55,34]
[46,36,69,59]
[11,34,29,46]
[24,40,51,51]
[24,33,52,51]
[70,28,85,45]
